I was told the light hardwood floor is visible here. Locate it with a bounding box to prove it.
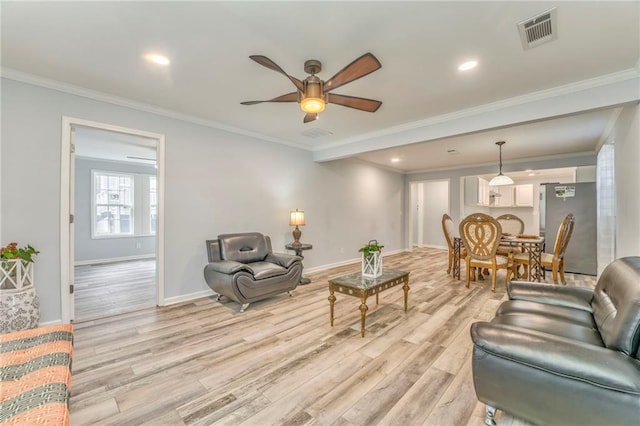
[74,260,156,322]
[70,248,596,425]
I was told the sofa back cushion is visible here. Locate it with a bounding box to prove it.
[591,257,640,358]
[218,232,270,263]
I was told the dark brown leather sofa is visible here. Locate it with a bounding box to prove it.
[470,256,640,425]
[204,232,302,312]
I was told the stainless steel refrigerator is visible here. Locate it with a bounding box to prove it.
[541,182,597,275]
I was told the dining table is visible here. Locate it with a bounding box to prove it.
[453,234,545,281]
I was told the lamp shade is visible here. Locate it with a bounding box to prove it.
[489,173,514,186]
[289,209,305,226]
[300,97,325,113]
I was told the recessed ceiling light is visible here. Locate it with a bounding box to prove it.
[144,53,170,66]
[528,172,537,176]
[458,60,478,71]
[391,158,401,163]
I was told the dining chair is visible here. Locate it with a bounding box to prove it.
[496,213,525,256]
[514,213,575,284]
[442,213,466,274]
[496,214,525,236]
[459,213,513,292]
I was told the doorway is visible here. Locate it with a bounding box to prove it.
[409,179,450,249]
[60,117,165,322]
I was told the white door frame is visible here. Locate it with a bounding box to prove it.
[60,116,166,322]
[408,182,425,248]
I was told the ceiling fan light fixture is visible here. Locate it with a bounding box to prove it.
[300,97,325,113]
[489,141,514,186]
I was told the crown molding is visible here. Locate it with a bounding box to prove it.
[0,67,308,151]
[405,151,597,175]
[313,68,640,152]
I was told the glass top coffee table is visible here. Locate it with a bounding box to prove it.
[328,268,410,337]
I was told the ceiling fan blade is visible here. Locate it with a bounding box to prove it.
[241,92,298,106]
[249,55,304,92]
[327,93,382,112]
[303,113,318,123]
[324,53,382,92]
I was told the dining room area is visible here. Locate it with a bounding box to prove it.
[442,211,576,292]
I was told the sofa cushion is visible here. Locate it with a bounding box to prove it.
[496,300,598,329]
[218,232,269,264]
[491,314,605,347]
[591,257,640,357]
[246,262,288,280]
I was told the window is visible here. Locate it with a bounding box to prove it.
[91,171,157,238]
[93,172,134,236]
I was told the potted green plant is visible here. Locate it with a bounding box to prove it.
[1,242,40,333]
[359,240,384,278]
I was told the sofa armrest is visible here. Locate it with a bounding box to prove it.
[507,281,593,312]
[206,260,254,275]
[265,252,302,269]
[471,322,640,393]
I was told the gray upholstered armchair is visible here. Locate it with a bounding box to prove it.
[470,257,640,425]
[204,232,303,312]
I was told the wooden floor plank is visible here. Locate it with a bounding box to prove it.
[70,247,596,425]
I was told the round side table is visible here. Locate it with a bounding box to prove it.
[285,243,312,284]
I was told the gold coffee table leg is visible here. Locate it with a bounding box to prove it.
[328,285,336,326]
[359,296,368,337]
[403,280,410,312]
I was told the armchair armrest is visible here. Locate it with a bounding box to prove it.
[507,281,593,312]
[471,322,640,393]
[206,260,254,275]
[265,252,302,269]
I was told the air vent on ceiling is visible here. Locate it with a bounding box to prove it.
[301,128,333,139]
[517,7,557,50]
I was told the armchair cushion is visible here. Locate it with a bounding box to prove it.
[205,260,253,275]
[471,322,640,394]
[218,232,269,263]
[265,252,302,269]
[591,257,640,356]
[246,262,288,280]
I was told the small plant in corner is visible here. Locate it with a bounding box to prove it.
[358,240,384,258]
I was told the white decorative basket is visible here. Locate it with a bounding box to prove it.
[362,251,383,278]
[0,259,34,291]
[1,259,39,333]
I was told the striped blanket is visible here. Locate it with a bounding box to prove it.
[0,324,73,425]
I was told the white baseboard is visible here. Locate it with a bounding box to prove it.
[38,319,65,327]
[75,254,156,266]
[423,244,448,250]
[162,289,215,306]
[304,248,408,274]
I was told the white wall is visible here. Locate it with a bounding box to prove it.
[612,103,640,257]
[0,78,404,322]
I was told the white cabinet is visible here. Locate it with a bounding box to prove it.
[464,177,490,206]
[491,185,514,207]
[515,184,534,206]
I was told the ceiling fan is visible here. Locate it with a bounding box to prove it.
[241,52,383,123]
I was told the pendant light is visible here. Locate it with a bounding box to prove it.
[489,141,514,186]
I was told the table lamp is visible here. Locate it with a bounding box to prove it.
[289,209,305,247]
